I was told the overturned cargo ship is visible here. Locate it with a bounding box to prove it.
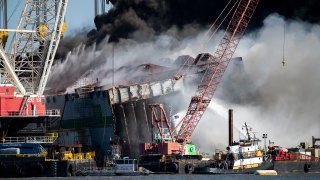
[46,54,246,166]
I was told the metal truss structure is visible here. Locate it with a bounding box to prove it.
[150,104,175,143]
[0,0,7,29]
[0,0,68,95]
[175,0,260,149]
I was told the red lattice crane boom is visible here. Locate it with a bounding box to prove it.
[150,104,175,143]
[175,0,260,148]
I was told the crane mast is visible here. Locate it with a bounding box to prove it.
[0,0,68,95]
[175,0,260,148]
[0,1,66,166]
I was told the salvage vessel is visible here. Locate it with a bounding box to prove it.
[193,122,274,174]
[0,84,97,177]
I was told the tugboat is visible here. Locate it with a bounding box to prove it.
[193,122,274,174]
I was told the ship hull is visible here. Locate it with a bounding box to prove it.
[274,161,320,174]
[46,91,114,164]
[46,78,188,161]
[0,156,96,177]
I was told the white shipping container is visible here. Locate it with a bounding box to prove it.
[119,87,130,103]
[150,82,162,96]
[139,84,151,99]
[108,89,120,104]
[129,85,140,100]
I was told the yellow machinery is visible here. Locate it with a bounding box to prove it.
[61,151,95,160]
[61,22,67,37]
[37,22,66,39]
[0,30,8,47]
[37,24,49,39]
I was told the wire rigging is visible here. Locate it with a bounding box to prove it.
[8,0,21,23]
[282,0,287,66]
[282,20,286,66]
[174,0,240,79]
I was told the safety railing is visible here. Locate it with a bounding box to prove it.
[0,136,25,144]
[26,136,56,143]
[1,134,58,144]
[293,153,320,162]
[1,109,60,117]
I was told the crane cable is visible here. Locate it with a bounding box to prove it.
[282,21,286,66]
[8,0,21,23]
[203,0,240,50]
[174,0,240,78]
[172,0,241,134]
[282,0,287,66]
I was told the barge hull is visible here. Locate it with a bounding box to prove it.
[0,156,95,177]
[274,161,320,174]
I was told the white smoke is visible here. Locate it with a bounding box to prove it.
[47,25,219,92]
[191,14,320,152]
[48,13,320,153]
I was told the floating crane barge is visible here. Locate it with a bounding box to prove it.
[0,0,97,177]
[0,84,96,177]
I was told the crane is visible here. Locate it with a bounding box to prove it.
[174,0,260,151]
[0,0,67,142]
[141,0,260,157]
[0,0,68,95]
[173,0,260,151]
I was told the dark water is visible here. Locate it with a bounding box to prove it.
[7,174,320,180]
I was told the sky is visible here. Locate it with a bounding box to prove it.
[6,0,109,35]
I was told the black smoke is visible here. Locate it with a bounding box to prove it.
[89,0,320,43]
[55,0,320,59]
[52,0,320,90]
[49,0,320,148]
[55,30,88,60]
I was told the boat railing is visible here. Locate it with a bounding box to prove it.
[115,158,138,165]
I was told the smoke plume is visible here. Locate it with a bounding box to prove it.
[48,0,320,152]
[191,14,320,152]
[91,0,320,44]
[55,0,320,59]
[47,26,211,93]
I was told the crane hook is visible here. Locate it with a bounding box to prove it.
[282,58,286,66]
